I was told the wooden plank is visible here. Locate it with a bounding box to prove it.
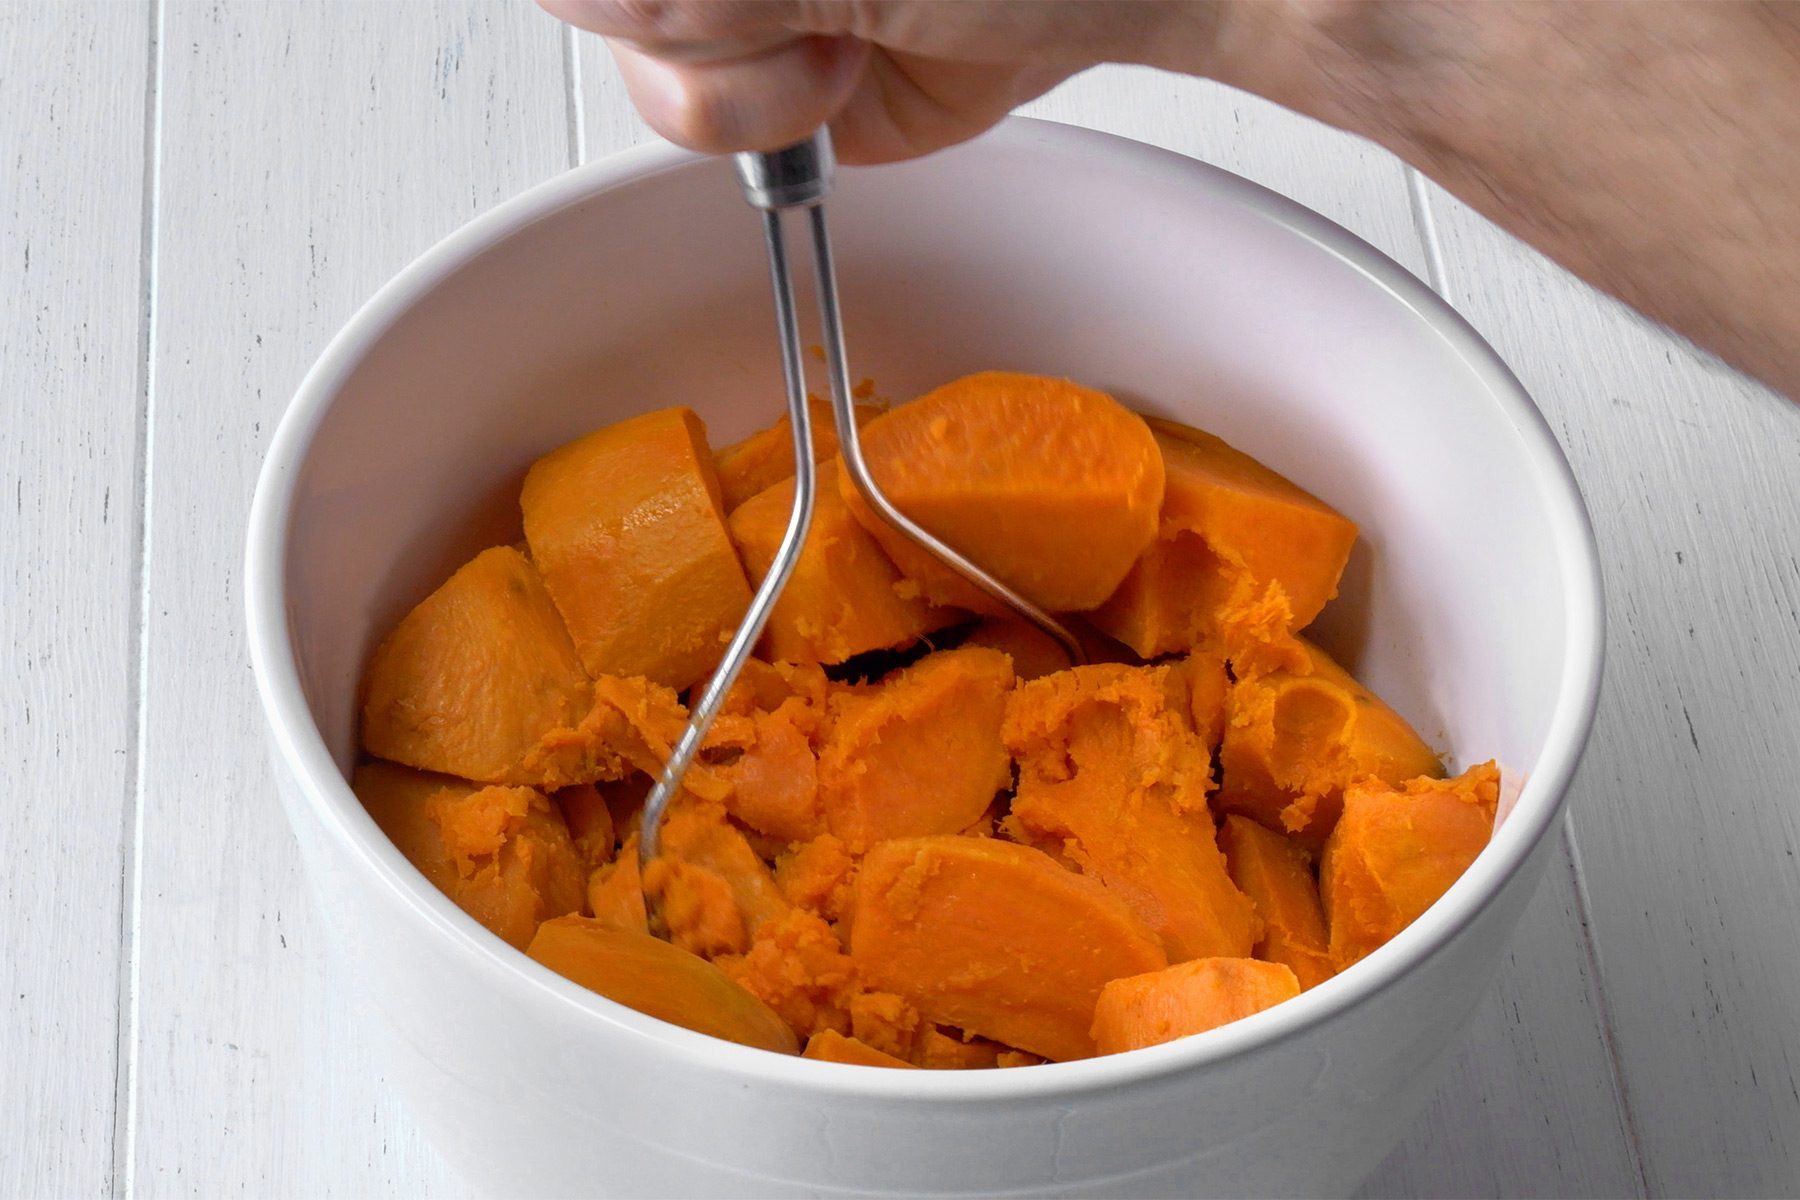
[1419,177,1800,1196]
[125,3,565,1193]
[0,3,149,1195]
[574,23,654,163]
[1021,67,1430,278]
[1361,823,1642,1198]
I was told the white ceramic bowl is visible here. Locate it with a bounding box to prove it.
[246,118,1603,1198]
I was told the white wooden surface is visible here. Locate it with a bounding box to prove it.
[3,3,1796,1196]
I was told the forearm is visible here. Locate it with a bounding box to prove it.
[1201,1,1800,399]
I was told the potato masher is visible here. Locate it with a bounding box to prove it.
[638,130,1082,875]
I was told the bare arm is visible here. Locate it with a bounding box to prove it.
[1216,1,1800,399]
[544,0,1800,399]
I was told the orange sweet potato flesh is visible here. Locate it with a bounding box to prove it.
[719,907,861,1040]
[1218,637,1442,851]
[838,372,1164,613]
[715,704,825,842]
[1004,664,1261,962]
[1090,420,1358,657]
[1218,815,1335,990]
[1321,761,1499,970]
[775,833,858,921]
[587,833,649,936]
[357,383,1505,1066]
[1165,648,1230,749]
[361,546,593,786]
[1091,958,1301,1055]
[848,990,923,1060]
[817,647,1014,852]
[555,784,615,869]
[803,1029,918,1068]
[700,660,834,842]
[529,674,729,800]
[528,917,798,1054]
[959,618,1073,682]
[728,473,956,665]
[643,801,791,957]
[848,836,1167,1061]
[713,397,880,513]
[521,407,752,690]
[352,761,585,950]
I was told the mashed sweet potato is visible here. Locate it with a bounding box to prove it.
[352,372,1497,1065]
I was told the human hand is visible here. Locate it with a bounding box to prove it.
[538,0,1229,163]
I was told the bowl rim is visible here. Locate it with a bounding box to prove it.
[245,116,1605,1101]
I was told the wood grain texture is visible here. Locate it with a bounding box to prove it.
[122,3,563,1193]
[1420,176,1800,1196]
[0,4,149,1195]
[575,24,654,163]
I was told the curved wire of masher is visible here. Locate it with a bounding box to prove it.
[636,212,814,883]
[638,131,1083,930]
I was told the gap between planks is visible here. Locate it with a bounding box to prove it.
[561,21,586,170]
[1560,808,1653,1195]
[113,0,165,1194]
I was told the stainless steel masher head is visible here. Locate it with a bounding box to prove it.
[638,130,1084,895]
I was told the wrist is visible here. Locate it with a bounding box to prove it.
[1159,1,1467,164]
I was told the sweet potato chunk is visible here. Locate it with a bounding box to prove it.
[1165,648,1230,749]
[701,661,836,842]
[531,674,728,801]
[555,784,615,869]
[816,647,1014,851]
[714,704,825,842]
[775,833,858,921]
[1090,420,1358,657]
[729,474,955,665]
[803,1030,918,1068]
[839,372,1164,613]
[1217,637,1442,850]
[352,762,585,950]
[713,397,879,513]
[958,617,1073,682]
[898,1023,1043,1069]
[1218,815,1334,990]
[587,835,649,935]
[1091,958,1301,1054]
[642,802,790,957]
[848,837,1167,1061]
[1005,664,1261,962]
[527,917,797,1054]
[1321,762,1499,970]
[521,407,751,690]
[361,546,592,786]
[718,907,860,1040]
[848,991,923,1060]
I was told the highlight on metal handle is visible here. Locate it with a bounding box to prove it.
[638,206,817,870]
[734,131,834,210]
[803,203,1086,667]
